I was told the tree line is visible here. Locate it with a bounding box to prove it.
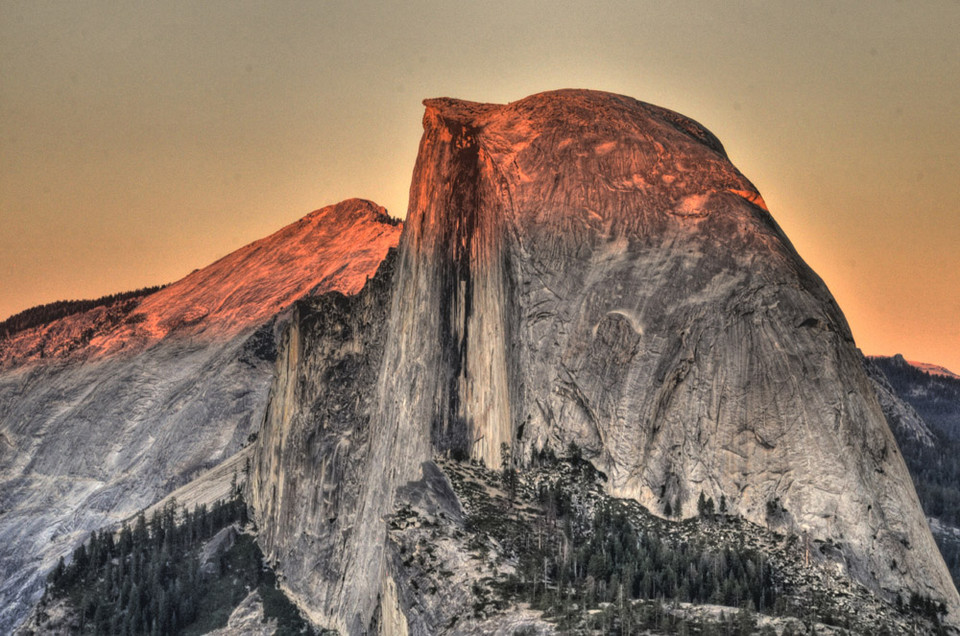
[463,444,784,634]
[0,285,165,340]
[41,495,247,635]
[456,442,952,634]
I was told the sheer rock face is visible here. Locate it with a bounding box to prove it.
[0,200,401,633]
[252,89,958,633]
[401,90,957,607]
[251,250,403,633]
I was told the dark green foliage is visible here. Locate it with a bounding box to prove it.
[895,431,960,590]
[765,498,787,525]
[531,444,559,467]
[908,592,947,625]
[463,458,780,632]
[0,286,164,340]
[45,496,246,634]
[575,600,767,635]
[897,433,960,528]
[933,532,960,591]
[445,452,940,633]
[501,443,519,503]
[504,501,776,619]
[697,492,716,520]
[42,493,315,635]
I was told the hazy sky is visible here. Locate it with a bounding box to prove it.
[2,1,958,371]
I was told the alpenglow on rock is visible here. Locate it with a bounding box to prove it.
[251,89,959,631]
[0,199,401,633]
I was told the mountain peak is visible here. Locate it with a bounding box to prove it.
[0,199,401,369]
[395,88,956,611]
[415,89,763,247]
[424,89,728,156]
[303,198,400,227]
[247,91,960,631]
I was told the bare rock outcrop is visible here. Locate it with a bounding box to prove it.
[251,90,959,633]
[0,200,401,632]
[251,247,401,633]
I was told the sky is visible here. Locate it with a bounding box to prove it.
[1,1,958,371]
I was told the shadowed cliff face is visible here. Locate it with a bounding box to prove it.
[251,250,402,633]
[251,89,959,633]
[0,200,401,633]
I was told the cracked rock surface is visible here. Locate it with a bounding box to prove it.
[0,200,400,633]
[251,90,959,633]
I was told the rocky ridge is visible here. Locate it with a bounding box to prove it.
[870,354,960,440]
[415,455,943,634]
[870,354,960,591]
[0,199,401,632]
[0,198,399,370]
[877,356,960,382]
[865,356,937,446]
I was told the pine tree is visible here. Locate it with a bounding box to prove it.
[500,443,518,504]
[134,510,148,547]
[48,556,65,589]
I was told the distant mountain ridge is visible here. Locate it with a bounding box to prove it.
[869,354,960,381]
[910,361,960,381]
[870,354,960,440]
[0,198,400,371]
[0,285,166,341]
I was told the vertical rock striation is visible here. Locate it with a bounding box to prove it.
[251,90,959,632]
[251,249,402,633]
[0,200,401,633]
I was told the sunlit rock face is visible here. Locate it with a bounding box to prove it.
[0,199,401,633]
[405,90,956,607]
[252,90,958,632]
[0,199,400,370]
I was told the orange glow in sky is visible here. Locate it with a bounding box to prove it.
[1,2,958,371]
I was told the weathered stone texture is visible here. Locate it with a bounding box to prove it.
[251,90,959,632]
[0,200,400,633]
